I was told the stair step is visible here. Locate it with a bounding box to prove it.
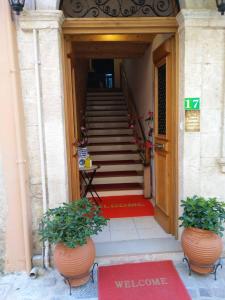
[93,173,143,184]
[86,100,126,105]
[87,97,125,102]
[87,122,129,129]
[96,160,143,172]
[86,116,128,122]
[88,135,133,143]
[90,151,140,161]
[86,105,127,111]
[87,183,143,197]
[86,110,127,116]
[88,143,137,152]
[87,92,123,97]
[87,128,132,136]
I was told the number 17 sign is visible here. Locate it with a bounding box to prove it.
[184,98,200,110]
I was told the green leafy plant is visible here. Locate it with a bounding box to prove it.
[179,195,225,236]
[39,198,108,248]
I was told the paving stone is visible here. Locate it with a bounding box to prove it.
[43,277,57,287]
[0,283,12,299]
[199,288,213,297]
[1,262,225,300]
[187,288,199,299]
[213,288,225,298]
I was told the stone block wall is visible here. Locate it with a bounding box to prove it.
[17,12,68,254]
[15,8,225,256]
[178,10,225,206]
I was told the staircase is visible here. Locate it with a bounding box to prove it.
[86,89,144,197]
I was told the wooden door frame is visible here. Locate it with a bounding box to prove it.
[61,17,179,237]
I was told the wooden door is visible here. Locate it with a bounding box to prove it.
[63,38,80,200]
[153,37,177,234]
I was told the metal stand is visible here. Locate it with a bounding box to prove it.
[183,255,222,280]
[61,262,99,296]
[80,165,102,205]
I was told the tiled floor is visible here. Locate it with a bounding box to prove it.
[92,216,170,243]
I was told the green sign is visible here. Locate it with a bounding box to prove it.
[184,98,200,110]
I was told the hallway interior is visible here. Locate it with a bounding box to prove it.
[65,31,178,250]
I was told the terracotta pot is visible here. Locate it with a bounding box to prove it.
[54,238,95,286]
[181,227,223,274]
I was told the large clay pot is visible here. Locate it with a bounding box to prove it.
[181,227,223,274]
[54,238,95,286]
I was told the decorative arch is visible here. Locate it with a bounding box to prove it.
[60,0,180,18]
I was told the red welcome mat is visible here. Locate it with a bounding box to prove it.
[100,195,154,218]
[98,260,191,300]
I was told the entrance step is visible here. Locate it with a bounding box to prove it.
[90,150,140,161]
[87,122,129,129]
[93,171,143,185]
[87,128,133,136]
[95,238,182,257]
[88,135,133,144]
[88,143,137,152]
[96,160,143,172]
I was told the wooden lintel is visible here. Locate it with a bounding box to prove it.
[69,34,156,43]
[62,17,178,35]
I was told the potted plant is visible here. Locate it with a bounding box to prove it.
[39,198,108,286]
[179,195,225,274]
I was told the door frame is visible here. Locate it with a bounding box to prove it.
[61,17,179,237]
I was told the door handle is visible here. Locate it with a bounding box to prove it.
[72,144,78,157]
[155,143,164,150]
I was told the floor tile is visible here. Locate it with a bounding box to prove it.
[92,226,110,243]
[109,218,135,230]
[110,229,139,241]
[137,228,169,239]
[133,216,156,229]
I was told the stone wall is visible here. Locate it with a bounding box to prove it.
[16,8,225,257]
[177,10,225,218]
[0,155,7,271]
[17,12,68,254]
[180,0,216,9]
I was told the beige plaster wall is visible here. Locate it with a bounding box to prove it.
[0,155,7,272]
[0,2,32,272]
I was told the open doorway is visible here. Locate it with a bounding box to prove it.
[62,21,179,254]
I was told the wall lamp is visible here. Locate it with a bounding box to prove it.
[216,0,225,15]
[8,0,25,15]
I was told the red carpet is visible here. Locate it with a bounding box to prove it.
[100,195,154,218]
[98,261,191,300]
